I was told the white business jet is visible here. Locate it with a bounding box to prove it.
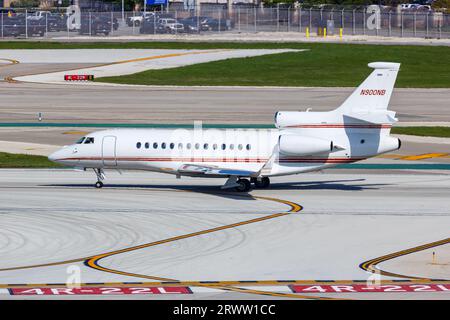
[49,62,401,192]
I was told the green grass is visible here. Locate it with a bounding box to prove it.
[86,43,450,88]
[0,152,63,168]
[0,41,447,87]
[391,126,450,138]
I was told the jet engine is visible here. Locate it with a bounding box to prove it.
[278,135,334,156]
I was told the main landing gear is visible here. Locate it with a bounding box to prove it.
[233,177,271,192]
[93,168,105,188]
[235,178,251,192]
[251,177,270,189]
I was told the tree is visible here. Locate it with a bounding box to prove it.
[432,0,449,13]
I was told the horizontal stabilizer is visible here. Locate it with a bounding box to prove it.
[344,111,398,125]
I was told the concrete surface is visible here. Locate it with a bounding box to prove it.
[0,169,448,299]
[0,140,59,156]
[0,83,449,123]
[47,32,450,46]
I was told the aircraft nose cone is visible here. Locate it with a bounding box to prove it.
[48,150,60,162]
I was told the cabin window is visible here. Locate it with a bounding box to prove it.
[161,142,166,149]
[238,144,243,150]
[204,143,209,150]
[221,143,226,150]
[170,143,175,149]
[360,139,365,144]
[178,143,183,149]
[152,142,158,149]
[187,143,192,149]
[213,144,218,150]
[136,142,141,149]
[145,142,149,149]
[229,144,234,150]
[246,144,251,150]
[195,143,200,150]
[76,137,85,144]
[84,137,94,144]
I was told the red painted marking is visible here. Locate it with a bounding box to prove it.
[289,284,450,293]
[64,75,94,81]
[10,286,192,295]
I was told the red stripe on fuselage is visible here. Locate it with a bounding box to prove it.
[57,156,366,164]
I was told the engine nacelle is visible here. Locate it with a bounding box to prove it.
[279,135,333,156]
[378,136,401,154]
[275,111,337,128]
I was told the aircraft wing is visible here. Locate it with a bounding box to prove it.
[178,164,257,177]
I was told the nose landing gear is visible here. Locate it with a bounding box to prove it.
[93,168,105,188]
[95,181,104,188]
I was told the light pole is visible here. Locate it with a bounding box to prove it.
[122,0,124,23]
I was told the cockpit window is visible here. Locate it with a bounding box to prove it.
[84,137,95,144]
[76,137,85,144]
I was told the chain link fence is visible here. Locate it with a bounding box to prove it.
[0,5,448,39]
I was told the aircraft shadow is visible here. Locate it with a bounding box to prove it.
[42,178,388,200]
[41,183,258,201]
[268,178,390,191]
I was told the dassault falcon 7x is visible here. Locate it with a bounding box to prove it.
[49,62,402,192]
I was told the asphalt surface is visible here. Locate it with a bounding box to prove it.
[0,82,449,124]
[0,169,448,300]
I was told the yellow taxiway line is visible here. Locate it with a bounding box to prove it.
[2,194,338,299]
[360,237,450,279]
[400,153,449,161]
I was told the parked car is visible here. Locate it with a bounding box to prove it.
[46,13,67,32]
[3,15,45,37]
[400,3,418,9]
[201,17,228,31]
[158,18,184,33]
[26,10,51,21]
[417,5,432,11]
[127,12,154,27]
[139,17,165,34]
[179,16,207,33]
[97,14,119,31]
[78,15,111,36]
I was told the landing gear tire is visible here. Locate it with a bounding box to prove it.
[95,181,103,188]
[235,178,251,192]
[251,177,270,189]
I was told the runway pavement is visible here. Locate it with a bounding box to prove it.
[0,169,448,299]
[0,82,449,124]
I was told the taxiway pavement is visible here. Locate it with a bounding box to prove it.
[0,169,448,299]
[0,83,449,124]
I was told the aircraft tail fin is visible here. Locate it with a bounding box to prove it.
[335,62,400,118]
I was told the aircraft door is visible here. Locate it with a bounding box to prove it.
[102,136,117,166]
